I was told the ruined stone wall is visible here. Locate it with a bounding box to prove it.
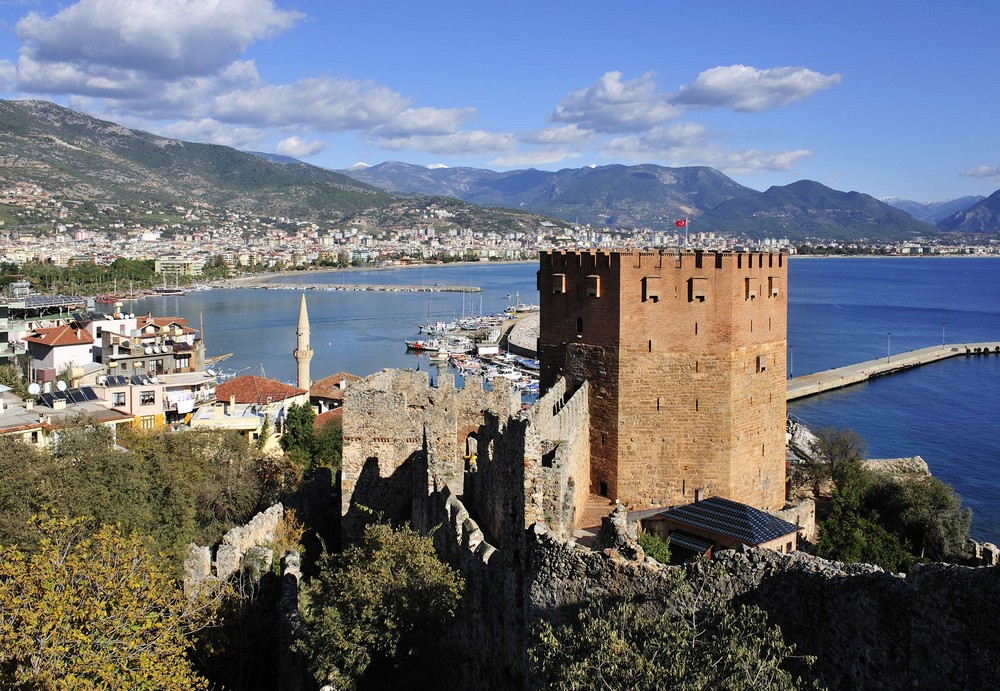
[529,378,591,533]
[523,525,1000,690]
[341,369,518,539]
[537,250,787,510]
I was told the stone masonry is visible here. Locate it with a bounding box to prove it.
[537,249,787,512]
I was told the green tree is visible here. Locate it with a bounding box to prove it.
[815,461,914,573]
[0,364,30,399]
[804,427,866,496]
[869,472,972,562]
[281,402,316,456]
[311,416,343,472]
[299,522,464,689]
[530,598,819,690]
[0,514,215,689]
[638,530,671,564]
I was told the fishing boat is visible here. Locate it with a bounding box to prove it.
[404,339,440,352]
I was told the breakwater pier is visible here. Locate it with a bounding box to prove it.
[786,342,1000,401]
[231,282,480,293]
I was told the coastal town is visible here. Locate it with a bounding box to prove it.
[2,181,996,282]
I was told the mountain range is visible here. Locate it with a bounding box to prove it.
[1,98,997,240]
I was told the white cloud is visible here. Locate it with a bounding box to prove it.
[520,124,594,146]
[603,123,811,173]
[962,165,1000,180]
[552,71,682,133]
[673,65,842,113]
[372,107,477,137]
[0,60,17,91]
[157,118,269,150]
[16,0,302,82]
[276,136,327,158]
[373,130,517,156]
[210,76,411,130]
[490,147,583,168]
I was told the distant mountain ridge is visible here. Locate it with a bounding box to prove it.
[694,180,939,241]
[937,190,1000,233]
[343,161,758,230]
[883,196,985,224]
[345,162,958,240]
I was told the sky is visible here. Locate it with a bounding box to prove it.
[1,0,999,203]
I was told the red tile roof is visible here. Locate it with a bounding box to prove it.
[216,375,307,405]
[310,372,361,401]
[314,407,343,429]
[23,325,94,347]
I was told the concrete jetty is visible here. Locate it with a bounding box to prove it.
[229,282,480,293]
[786,342,1000,401]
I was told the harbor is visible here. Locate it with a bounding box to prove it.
[230,282,480,293]
[786,342,1000,400]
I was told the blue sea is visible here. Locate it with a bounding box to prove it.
[139,257,1000,543]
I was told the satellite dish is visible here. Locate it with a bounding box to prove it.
[144,346,153,355]
[28,382,41,395]
[56,381,67,392]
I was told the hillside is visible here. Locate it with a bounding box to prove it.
[883,195,984,224]
[344,161,758,230]
[936,189,1000,233]
[0,99,390,221]
[695,180,939,241]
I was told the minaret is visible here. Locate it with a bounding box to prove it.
[293,292,313,390]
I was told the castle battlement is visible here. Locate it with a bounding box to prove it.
[538,248,788,512]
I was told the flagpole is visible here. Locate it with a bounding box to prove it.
[685,217,689,249]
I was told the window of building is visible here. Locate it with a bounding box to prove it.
[756,354,768,373]
[689,276,707,302]
[112,392,126,407]
[586,274,601,297]
[642,275,661,302]
[576,317,583,333]
[140,416,156,431]
[552,273,566,293]
[745,277,756,300]
[769,275,781,297]
[140,390,156,405]
[175,354,191,370]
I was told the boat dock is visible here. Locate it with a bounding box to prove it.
[786,342,1000,401]
[231,282,480,293]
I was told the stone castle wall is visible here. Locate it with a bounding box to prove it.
[536,250,787,510]
[340,369,518,538]
[336,366,997,690]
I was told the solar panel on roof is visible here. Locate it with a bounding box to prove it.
[81,387,98,401]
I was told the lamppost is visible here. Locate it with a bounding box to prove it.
[789,345,794,379]
[886,332,891,363]
[942,322,945,347]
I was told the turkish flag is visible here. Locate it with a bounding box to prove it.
[675,219,687,228]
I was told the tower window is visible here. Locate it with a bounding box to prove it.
[688,276,707,302]
[586,274,601,297]
[769,276,781,297]
[642,275,661,302]
[756,354,768,372]
[576,317,583,333]
[552,273,566,293]
[745,277,756,300]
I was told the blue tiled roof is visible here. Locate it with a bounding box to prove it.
[666,531,714,554]
[658,496,800,545]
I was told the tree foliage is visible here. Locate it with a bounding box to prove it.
[530,598,819,690]
[0,514,215,689]
[299,522,464,689]
[638,530,671,564]
[816,458,971,570]
[800,427,867,496]
[0,423,290,569]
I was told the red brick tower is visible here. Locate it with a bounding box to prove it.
[537,249,787,511]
